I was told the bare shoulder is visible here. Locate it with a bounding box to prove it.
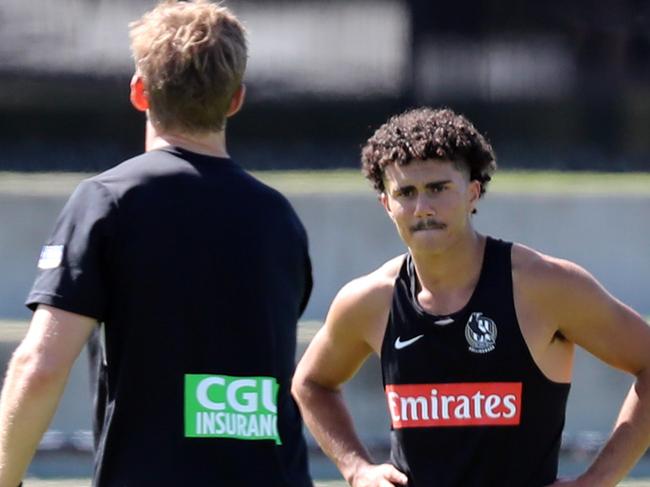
[513,243,650,375]
[512,242,643,336]
[294,255,405,387]
[511,243,594,346]
[512,243,599,299]
[326,254,404,352]
[336,255,403,311]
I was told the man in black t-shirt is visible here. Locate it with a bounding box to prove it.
[0,2,313,486]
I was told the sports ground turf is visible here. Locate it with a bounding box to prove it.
[1,169,650,197]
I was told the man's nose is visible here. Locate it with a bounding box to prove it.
[414,194,435,217]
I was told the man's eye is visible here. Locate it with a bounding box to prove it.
[399,188,415,197]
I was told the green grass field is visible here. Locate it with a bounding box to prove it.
[258,169,650,195]
[1,169,650,196]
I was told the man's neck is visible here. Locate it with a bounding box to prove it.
[410,231,486,314]
[145,120,230,158]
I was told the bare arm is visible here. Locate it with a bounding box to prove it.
[293,332,374,484]
[541,261,650,486]
[0,305,96,485]
[293,269,408,487]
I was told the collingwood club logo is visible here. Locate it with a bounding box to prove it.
[465,312,497,353]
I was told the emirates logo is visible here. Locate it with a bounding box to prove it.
[465,312,497,353]
[385,382,522,428]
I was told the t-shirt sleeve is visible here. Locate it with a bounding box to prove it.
[25,179,117,321]
[297,220,312,317]
[299,250,313,317]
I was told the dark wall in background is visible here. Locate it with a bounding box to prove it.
[1,0,649,172]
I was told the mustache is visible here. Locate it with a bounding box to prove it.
[410,218,447,232]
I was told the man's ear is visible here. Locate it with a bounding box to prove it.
[226,84,246,118]
[130,74,149,112]
[380,192,394,219]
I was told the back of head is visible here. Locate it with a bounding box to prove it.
[129,0,247,134]
[361,107,497,197]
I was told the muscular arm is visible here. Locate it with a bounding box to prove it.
[293,263,407,486]
[533,258,650,486]
[0,305,96,485]
[293,324,374,484]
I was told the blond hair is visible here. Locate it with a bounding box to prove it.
[129,0,247,133]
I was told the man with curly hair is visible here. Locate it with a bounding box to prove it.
[293,107,650,487]
[0,2,313,486]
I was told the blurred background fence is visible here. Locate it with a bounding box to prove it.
[1,0,649,172]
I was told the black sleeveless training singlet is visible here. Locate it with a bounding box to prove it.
[381,237,570,487]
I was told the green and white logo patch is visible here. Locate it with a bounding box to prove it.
[184,374,281,444]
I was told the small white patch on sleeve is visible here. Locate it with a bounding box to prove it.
[38,245,64,270]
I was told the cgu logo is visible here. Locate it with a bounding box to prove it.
[196,376,277,413]
[386,382,522,428]
[184,374,281,443]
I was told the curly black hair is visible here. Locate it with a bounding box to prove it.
[361,107,497,196]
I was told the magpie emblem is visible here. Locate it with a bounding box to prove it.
[465,312,497,353]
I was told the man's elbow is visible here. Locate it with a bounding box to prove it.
[634,366,650,395]
[6,346,69,394]
[292,371,338,408]
[291,372,309,406]
[291,370,324,407]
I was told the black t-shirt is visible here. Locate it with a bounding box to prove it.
[27,147,314,487]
